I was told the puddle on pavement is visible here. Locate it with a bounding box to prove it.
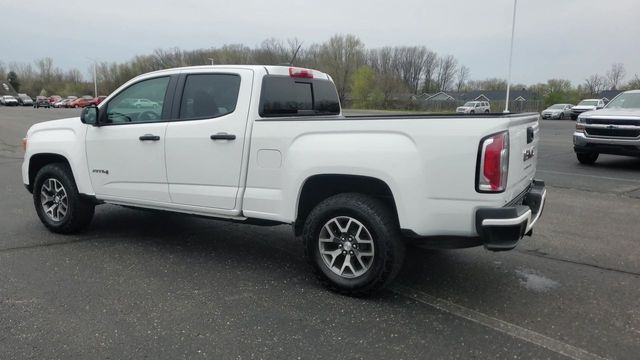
[515,269,560,292]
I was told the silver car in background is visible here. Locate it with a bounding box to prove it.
[541,104,573,120]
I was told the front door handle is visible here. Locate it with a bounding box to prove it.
[210,133,236,140]
[139,134,160,141]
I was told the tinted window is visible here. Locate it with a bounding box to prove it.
[259,76,340,117]
[105,77,169,124]
[179,74,241,119]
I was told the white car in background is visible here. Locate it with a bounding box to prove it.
[571,99,604,120]
[1,95,19,106]
[456,101,491,114]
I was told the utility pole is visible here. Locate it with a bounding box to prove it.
[504,0,518,113]
[86,57,98,97]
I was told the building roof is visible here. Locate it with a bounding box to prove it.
[417,89,535,102]
[0,81,18,97]
[597,90,623,101]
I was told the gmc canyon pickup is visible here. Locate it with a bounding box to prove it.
[22,65,546,295]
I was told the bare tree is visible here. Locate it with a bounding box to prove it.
[421,51,438,93]
[0,61,6,81]
[606,63,626,90]
[253,38,287,65]
[319,34,365,101]
[286,38,304,64]
[366,47,407,103]
[435,55,457,92]
[546,79,572,93]
[584,74,607,95]
[466,78,508,91]
[35,57,54,84]
[393,46,430,93]
[455,65,470,91]
[626,74,640,90]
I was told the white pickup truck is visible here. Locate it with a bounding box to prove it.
[22,65,546,295]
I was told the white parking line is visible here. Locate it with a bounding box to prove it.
[538,169,640,183]
[393,286,607,360]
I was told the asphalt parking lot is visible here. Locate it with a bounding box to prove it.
[1,107,639,359]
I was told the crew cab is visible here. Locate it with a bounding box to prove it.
[574,90,640,164]
[21,65,546,295]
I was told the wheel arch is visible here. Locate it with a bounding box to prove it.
[27,153,73,193]
[294,174,399,236]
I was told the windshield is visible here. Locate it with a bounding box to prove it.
[548,104,564,109]
[605,93,640,109]
[579,100,599,106]
[463,102,476,107]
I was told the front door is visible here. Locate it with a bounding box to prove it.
[165,70,253,211]
[86,76,173,204]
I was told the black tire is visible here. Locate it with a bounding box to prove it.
[470,110,475,114]
[576,152,598,165]
[33,163,95,234]
[302,193,405,296]
[559,112,565,120]
[571,114,577,120]
[484,109,490,113]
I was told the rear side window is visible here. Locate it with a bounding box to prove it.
[179,74,241,120]
[259,76,340,117]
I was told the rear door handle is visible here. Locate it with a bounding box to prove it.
[210,133,236,140]
[139,134,160,141]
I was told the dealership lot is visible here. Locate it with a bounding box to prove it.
[1,108,639,359]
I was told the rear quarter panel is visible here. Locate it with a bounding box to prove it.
[243,114,539,237]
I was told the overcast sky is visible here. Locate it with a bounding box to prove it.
[2,0,638,85]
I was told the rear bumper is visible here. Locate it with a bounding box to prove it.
[475,180,546,251]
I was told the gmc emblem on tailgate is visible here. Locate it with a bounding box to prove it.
[523,147,536,161]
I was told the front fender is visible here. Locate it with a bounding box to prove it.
[22,120,94,195]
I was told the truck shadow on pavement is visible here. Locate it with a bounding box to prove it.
[80,205,508,301]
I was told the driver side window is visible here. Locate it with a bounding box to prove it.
[105,77,170,124]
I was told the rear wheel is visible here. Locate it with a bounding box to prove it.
[576,152,598,165]
[302,193,405,296]
[33,163,95,234]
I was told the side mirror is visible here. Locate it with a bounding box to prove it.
[81,105,99,126]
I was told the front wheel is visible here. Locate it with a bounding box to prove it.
[576,152,598,165]
[559,112,565,120]
[302,193,405,296]
[33,163,95,234]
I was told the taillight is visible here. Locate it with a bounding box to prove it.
[289,67,314,79]
[477,131,509,192]
[21,138,28,151]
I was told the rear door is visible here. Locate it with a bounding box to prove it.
[164,69,253,211]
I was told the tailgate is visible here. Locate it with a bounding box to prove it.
[506,114,540,200]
